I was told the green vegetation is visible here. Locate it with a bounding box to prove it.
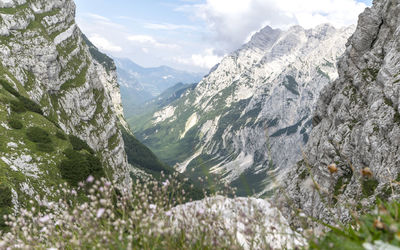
[122,129,171,174]
[0,184,12,230]
[333,170,353,204]
[394,111,400,124]
[384,97,394,107]
[18,96,43,115]
[7,118,23,129]
[56,130,67,140]
[36,143,55,153]
[2,78,43,114]
[10,99,26,113]
[69,135,94,154]
[0,79,20,97]
[26,127,55,152]
[26,127,51,143]
[59,148,104,186]
[310,201,400,249]
[362,178,379,198]
[362,67,380,82]
[60,65,88,91]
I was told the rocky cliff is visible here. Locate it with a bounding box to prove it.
[0,0,132,213]
[132,24,353,196]
[283,0,400,224]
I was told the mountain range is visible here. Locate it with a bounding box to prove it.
[115,58,204,117]
[129,23,355,196]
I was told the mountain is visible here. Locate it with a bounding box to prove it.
[282,0,400,224]
[0,0,172,226]
[130,24,354,196]
[115,58,204,117]
[80,36,174,179]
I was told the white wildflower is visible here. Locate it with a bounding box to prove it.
[39,215,50,223]
[96,208,105,218]
[86,175,94,183]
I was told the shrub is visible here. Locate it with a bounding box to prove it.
[59,157,90,186]
[18,96,43,115]
[7,118,23,129]
[69,135,94,154]
[310,201,400,249]
[0,184,12,230]
[56,130,67,140]
[362,178,379,198]
[36,143,54,153]
[0,79,20,97]
[26,127,51,144]
[85,154,104,179]
[10,100,26,113]
[58,149,103,186]
[0,185,12,208]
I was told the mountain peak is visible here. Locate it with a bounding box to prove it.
[131,21,353,196]
[245,25,282,50]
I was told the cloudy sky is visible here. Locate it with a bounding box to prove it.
[75,0,372,73]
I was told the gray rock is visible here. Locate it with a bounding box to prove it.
[0,0,132,192]
[282,0,400,225]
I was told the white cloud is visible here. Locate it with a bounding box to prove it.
[178,0,367,51]
[85,13,110,22]
[174,49,223,69]
[127,35,179,49]
[88,34,122,52]
[144,22,197,31]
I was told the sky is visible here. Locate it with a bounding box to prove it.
[75,0,373,73]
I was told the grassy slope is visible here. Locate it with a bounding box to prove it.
[0,78,74,228]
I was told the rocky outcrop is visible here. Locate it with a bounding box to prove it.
[0,0,131,193]
[283,0,400,224]
[133,24,353,196]
[168,196,306,249]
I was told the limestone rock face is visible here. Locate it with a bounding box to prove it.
[134,24,353,196]
[283,0,400,224]
[169,196,306,249]
[0,0,131,192]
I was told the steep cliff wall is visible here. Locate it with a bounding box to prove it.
[283,0,400,224]
[0,0,132,213]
